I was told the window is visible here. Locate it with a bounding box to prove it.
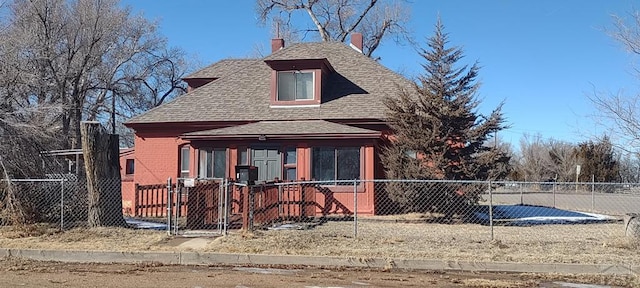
[125,159,135,175]
[180,146,190,178]
[283,147,296,181]
[237,147,248,165]
[312,147,360,185]
[199,148,226,178]
[277,71,313,101]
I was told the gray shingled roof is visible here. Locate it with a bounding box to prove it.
[184,59,256,79]
[127,41,411,124]
[182,120,380,139]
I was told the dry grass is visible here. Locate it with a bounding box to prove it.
[0,224,170,251]
[203,220,639,265]
[0,219,638,266]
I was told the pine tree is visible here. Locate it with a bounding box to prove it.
[381,19,510,215]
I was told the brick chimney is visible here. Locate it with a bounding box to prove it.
[271,38,285,53]
[350,32,363,53]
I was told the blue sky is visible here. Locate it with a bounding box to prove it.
[120,0,639,146]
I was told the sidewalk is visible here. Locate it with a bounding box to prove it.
[1,247,637,275]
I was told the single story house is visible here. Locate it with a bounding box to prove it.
[122,34,411,216]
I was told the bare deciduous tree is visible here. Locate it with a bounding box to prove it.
[590,9,640,153]
[0,0,192,178]
[589,90,640,153]
[546,139,578,182]
[515,135,580,182]
[512,134,621,183]
[617,152,640,182]
[106,46,189,142]
[256,0,413,58]
[514,134,560,182]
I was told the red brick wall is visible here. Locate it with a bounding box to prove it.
[119,149,135,215]
[121,132,382,216]
[133,135,193,185]
[121,180,135,215]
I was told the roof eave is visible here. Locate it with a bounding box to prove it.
[263,58,335,73]
[181,132,382,141]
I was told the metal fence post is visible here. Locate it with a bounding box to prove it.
[488,180,494,241]
[173,180,179,236]
[519,182,523,205]
[248,185,254,231]
[552,181,556,208]
[166,177,172,236]
[60,179,65,230]
[353,179,358,239]
[224,180,229,236]
[278,184,283,218]
[218,179,223,234]
[591,175,595,212]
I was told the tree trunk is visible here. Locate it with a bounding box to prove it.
[81,121,127,227]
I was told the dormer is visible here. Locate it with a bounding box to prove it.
[183,78,216,92]
[182,59,257,92]
[265,57,335,107]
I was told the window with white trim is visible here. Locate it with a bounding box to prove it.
[277,71,314,101]
[198,148,227,178]
[237,147,248,165]
[180,146,190,178]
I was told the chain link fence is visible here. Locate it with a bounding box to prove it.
[1,177,637,244]
[0,178,122,229]
[243,180,637,241]
[1,177,639,268]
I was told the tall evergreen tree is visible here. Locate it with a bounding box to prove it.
[381,19,509,214]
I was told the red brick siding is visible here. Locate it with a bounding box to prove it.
[133,135,192,185]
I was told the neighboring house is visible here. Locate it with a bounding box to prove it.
[122,34,410,215]
[119,147,135,215]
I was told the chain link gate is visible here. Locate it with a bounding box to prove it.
[166,178,231,236]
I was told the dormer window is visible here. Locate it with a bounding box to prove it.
[265,58,334,107]
[277,71,314,101]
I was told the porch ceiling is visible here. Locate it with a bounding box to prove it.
[180,120,381,140]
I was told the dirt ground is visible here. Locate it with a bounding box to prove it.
[0,258,637,288]
[1,220,640,287]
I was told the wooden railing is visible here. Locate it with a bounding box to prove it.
[245,183,317,228]
[134,181,322,229]
[134,184,168,217]
[133,183,188,217]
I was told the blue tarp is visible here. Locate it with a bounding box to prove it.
[473,205,616,226]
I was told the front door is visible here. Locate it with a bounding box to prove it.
[251,147,282,182]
